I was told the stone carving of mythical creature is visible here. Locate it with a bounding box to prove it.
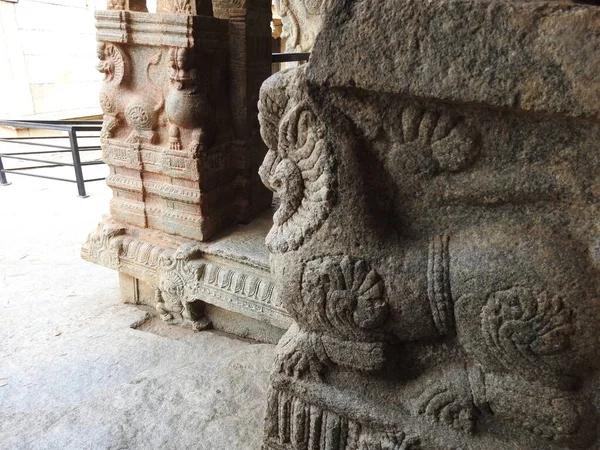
[258,69,336,254]
[97,42,164,144]
[259,65,600,450]
[165,47,213,152]
[155,245,210,331]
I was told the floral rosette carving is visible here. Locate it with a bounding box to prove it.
[481,287,575,386]
[258,99,336,253]
[273,256,388,380]
[300,255,388,339]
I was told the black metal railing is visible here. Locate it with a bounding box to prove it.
[0,120,104,198]
[272,52,311,63]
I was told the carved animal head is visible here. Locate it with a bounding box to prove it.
[258,69,336,254]
[168,47,196,87]
[96,43,128,85]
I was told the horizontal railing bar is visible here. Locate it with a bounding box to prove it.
[84,177,107,182]
[272,52,311,63]
[0,120,102,132]
[0,135,101,140]
[0,139,72,150]
[0,170,76,183]
[3,164,64,171]
[1,149,73,155]
[0,154,74,166]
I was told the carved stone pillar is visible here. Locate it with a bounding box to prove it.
[83,0,289,343]
[259,0,600,448]
[274,0,330,52]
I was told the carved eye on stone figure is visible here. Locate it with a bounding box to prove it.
[301,256,388,339]
[388,105,480,174]
[259,103,336,254]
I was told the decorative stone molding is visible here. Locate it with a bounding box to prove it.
[85,0,284,341]
[259,0,600,448]
[82,220,291,332]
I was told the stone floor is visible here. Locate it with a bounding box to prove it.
[0,171,275,450]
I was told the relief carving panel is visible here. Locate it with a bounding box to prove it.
[259,1,600,448]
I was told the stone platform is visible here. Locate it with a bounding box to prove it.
[83,211,290,344]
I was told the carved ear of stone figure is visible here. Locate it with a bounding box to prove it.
[258,69,336,254]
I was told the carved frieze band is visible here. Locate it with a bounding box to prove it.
[103,141,201,179]
[82,224,290,328]
[96,11,195,48]
[264,388,421,450]
[96,11,227,49]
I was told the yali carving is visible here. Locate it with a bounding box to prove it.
[258,70,336,254]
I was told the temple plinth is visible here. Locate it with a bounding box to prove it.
[83,0,290,343]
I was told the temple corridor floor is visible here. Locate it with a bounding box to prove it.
[0,177,274,450]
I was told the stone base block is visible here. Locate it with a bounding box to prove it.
[82,210,291,344]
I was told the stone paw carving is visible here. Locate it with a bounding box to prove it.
[358,430,421,450]
[481,287,575,385]
[155,245,211,331]
[413,370,477,434]
[275,322,387,380]
[275,323,329,380]
[258,69,336,254]
[482,372,593,446]
[387,104,480,175]
[300,255,388,339]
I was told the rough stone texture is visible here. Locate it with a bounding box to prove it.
[86,0,289,340]
[82,210,291,342]
[96,1,272,241]
[274,0,330,52]
[257,1,600,449]
[0,179,274,450]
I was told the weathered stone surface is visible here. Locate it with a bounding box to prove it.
[274,0,330,52]
[310,0,600,120]
[86,0,285,340]
[0,180,274,450]
[258,1,600,449]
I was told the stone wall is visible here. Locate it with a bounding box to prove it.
[0,0,102,121]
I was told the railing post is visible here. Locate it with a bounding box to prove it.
[0,154,10,186]
[68,129,88,197]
